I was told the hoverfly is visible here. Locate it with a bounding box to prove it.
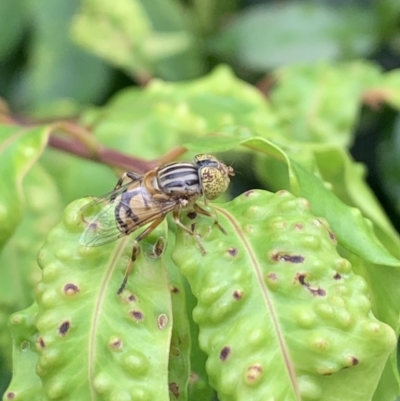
[80,154,235,294]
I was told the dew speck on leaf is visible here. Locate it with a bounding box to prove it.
[59,321,70,336]
[220,346,231,361]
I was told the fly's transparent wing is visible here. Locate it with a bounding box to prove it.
[80,202,126,247]
[80,176,141,247]
[80,178,181,247]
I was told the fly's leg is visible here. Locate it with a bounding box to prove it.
[117,244,140,295]
[111,172,141,202]
[193,203,227,235]
[173,210,206,255]
[117,216,165,295]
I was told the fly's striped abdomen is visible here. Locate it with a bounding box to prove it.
[115,188,144,234]
[157,162,201,196]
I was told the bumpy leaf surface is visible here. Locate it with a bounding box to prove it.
[3,304,42,401]
[165,235,191,401]
[32,199,173,401]
[173,190,396,401]
[0,125,50,248]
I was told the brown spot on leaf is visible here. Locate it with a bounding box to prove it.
[244,190,254,197]
[191,223,196,232]
[271,252,304,263]
[110,338,122,349]
[329,230,337,242]
[315,288,326,296]
[233,290,244,300]
[297,273,307,285]
[187,212,197,220]
[227,247,238,257]
[333,272,342,280]
[64,283,79,295]
[170,286,180,294]
[169,382,180,398]
[322,371,333,376]
[130,310,144,320]
[297,273,326,296]
[128,294,136,302]
[246,364,263,383]
[59,321,70,336]
[189,371,199,384]
[220,346,231,361]
[6,392,15,399]
[37,337,45,348]
[351,357,359,366]
[153,238,165,257]
[295,223,304,230]
[158,314,168,329]
[170,345,180,357]
[266,272,278,281]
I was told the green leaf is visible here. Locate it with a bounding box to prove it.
[0,164,62,379]
[173,190,396,401]
[188,132,400,269]
[33,198,173,400]
[72,0,204,80]
[312,146,400,260]
[270,62,382,147]
[40,148,117,205]
[340,249,400,400]
[0,124,50,249]
[81,65,276,159]
[377,113,400,219]
[3,304,42,401]
[0,0,26,59]
[165,234,191,401]
[20,0,111,113]
[210,2,377,70]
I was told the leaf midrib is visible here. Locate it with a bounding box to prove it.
[215,205,301,400]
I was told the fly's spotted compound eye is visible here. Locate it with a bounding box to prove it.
[194,154,235,200]
[194,154,220,168]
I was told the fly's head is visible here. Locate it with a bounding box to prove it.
[194,154,235,200]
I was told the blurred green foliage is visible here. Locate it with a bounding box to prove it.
[1,1,400,400]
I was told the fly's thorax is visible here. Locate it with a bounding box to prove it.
[156,161,202,198]
[194,154,234,200]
